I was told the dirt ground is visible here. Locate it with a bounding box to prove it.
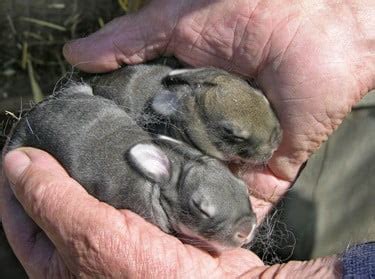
[0,0,129,149]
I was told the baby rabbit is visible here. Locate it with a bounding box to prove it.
[90,60,282,164]
[5,83,256,252]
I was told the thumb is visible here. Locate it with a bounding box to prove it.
[63,2,177,73]
[2,148,130,271]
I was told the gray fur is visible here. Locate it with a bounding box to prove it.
[90,61,282,164]
[5,84,256,251]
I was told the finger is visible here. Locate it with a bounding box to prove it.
[0,172,4,220]
[3,148,264,277]
[230,162,291,222]
[63,1,177,73]
[3,148,132,273]
[218,248,264,275]
[1,172,57,277]
[2,148,190,276]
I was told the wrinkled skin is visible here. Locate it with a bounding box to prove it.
[62,0,374,214]
[1,0,374,277]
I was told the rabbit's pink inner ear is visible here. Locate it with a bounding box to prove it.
[128,143,171,183]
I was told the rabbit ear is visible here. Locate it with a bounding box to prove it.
[156,135,203,159]
[59,83,93,96]
[167,69,196,76]
[128,143,171,183]
[151,90,183,117]
[165,68,221,85]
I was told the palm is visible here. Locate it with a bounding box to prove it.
[1,150,262,277]
[64,0,369,220]
[3,1,371,276]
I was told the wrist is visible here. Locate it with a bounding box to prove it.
[276,257,342,279]
[239,256,342,278]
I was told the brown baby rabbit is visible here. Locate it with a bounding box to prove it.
[91,59,282,164]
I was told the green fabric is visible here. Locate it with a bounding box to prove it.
[278,91,375,260]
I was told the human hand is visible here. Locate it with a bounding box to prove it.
[63,0,375,220]
[1,0,372,277]
[0,148,341,277]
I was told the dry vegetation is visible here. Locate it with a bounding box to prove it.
[0,0,146,149]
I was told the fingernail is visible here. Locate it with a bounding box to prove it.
[63,38,84,61]
[62,40,75,60]
[62,42,70,58]
[3,150,31,190]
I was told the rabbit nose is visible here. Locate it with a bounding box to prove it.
[235,231,248,241]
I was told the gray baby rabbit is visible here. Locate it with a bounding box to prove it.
[5,83,256,252]
[90,60,282,164]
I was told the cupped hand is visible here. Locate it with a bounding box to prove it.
[63,0,374,220]
[0,148,340,278]
[1,0,373,277]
